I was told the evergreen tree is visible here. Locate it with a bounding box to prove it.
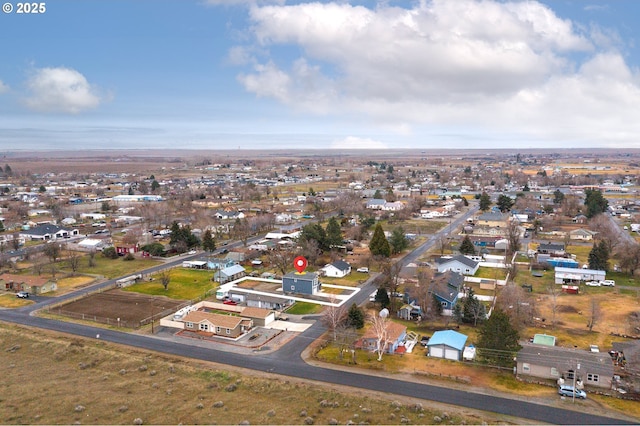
[141,242,165,256]
[202,229,216,252]
[373,189,383,199]
[477,309,521,367]
[128,186,134,195]
[497,194,515,212]
[553,190,565,205]
[169,221,199,251]
[459,235,476,255]
[479,192,491,211]
[151,180,160,193]
[588,240,610,271]
[389,226,408,254]
[584,189,608,218]
[374,286,390,308]
[325,217,343,248]
[369,223,391,257]
[0,220,4,232]
[300,223,329,251]
[455,288,485,325]
[347,303,365,329]
[4,164,12,176]
[38,185,46,193]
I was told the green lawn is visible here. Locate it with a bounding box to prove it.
[322,272,369,286]
[285,301,323,315]
[402,219,448,235]
[124,268,216,300]
[58,254,161,279]
[474,266,507,280]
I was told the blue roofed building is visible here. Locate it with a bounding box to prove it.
[426,330,468,361]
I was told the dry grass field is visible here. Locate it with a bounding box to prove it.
[0,323,504,425]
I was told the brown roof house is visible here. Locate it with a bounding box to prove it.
[516,343,614,389]
[0,273,57,295]
[181,311,252,338]
[358,321,407,355]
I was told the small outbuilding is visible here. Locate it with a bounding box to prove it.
[426,330,468,361]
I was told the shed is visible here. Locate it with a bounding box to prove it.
[426,330,468,361]
[532,334,556,346]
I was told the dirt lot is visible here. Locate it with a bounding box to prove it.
[50,289,186,328]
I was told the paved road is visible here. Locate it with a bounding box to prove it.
[0,208,632,425]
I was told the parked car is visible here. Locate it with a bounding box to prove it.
[356,267,369,273]
[16,291,29,298]
[223,299,238,305]
[590,344,600,353]
[420,336,430,347]
[558,385,586,399]
[585,281,601,287]
[601,280,615,287]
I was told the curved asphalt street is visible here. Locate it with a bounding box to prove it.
[0,207,632,425]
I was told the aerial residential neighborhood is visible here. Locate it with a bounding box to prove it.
[1,150,640,424]
[4,0,640,422]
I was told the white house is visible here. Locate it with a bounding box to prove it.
[322,260,352,278]
[435,255,479,276]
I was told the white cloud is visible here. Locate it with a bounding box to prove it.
[232,0,640,145]
[330,136,387,149]
[25,67,102,113]
[0,79,8,93]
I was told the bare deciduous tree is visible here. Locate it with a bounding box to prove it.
[321,298,347,342]
[334,324,359,363]
[408,268,435,322]
[495,284,537,330]
[159,270,171,291]
[587,297,602,332]
[368,311,390,361]
[589,214,620,255]
[267,245,296,276]
[88,249,97,267]
[67,250,81,275]
[547,284,560,329]
[616,242,640,276]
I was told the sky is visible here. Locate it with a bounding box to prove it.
[1,0,640,151]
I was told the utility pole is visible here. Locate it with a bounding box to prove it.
[573,361,580,403]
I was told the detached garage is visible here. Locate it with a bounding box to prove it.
[426,330,468,361]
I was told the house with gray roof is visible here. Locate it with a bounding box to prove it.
[516,343,614,389]
[322,260,351,278]
[214,264,246,284]
[538,242,565,256]
[283,271,321,295]
[430,271,464,313]
[435,255,479,275]
[20,224,78,241]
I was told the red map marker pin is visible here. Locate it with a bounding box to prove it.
[293,256,308,274]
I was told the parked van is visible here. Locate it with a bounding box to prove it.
[601,280,615,287]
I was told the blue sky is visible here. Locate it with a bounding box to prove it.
[1,0,640,151]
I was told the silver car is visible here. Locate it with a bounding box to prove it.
[558,385,586,399]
